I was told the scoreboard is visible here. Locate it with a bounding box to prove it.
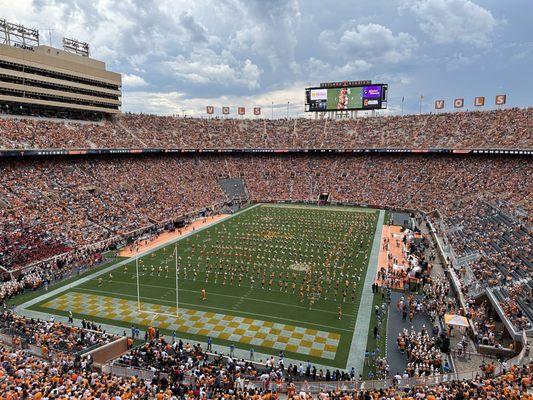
[305,83,388,112]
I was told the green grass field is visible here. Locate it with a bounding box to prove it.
[29,204,382,368]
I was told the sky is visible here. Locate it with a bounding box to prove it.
[2,0,532,117]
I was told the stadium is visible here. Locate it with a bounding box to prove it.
[0,5,532,400]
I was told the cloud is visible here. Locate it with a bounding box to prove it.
[306,58,372,81]
[122,74,148,88]
[164,49,262,89]
[2,0,530,115]
[179,11,208,43]
[122,91,186,115]
[122,82,309,117]
[399,0,498,47]
[320,22,418,64]
[225,0,301,70]
[444,52,482,71]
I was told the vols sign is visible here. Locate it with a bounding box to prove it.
[253,107,261,116]
[222,107,230,115]
[206,106,214,114]
[238,107,245,115]
[474,97,485,107]
[435,100,445,109]
[495,95,507,105]
[454,98,464,108]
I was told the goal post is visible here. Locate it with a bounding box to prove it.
[134,243,179,319]
[175,242,179,318]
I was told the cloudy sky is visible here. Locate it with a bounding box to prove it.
[2,0,531,117]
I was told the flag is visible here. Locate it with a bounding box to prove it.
[495,95,507,105]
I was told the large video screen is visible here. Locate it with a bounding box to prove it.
[305,84,387,112]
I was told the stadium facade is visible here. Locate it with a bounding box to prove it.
[0,43,121,118]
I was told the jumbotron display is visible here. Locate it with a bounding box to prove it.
[305,82,388,112]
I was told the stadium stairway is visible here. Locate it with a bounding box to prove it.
[218,178,248,202]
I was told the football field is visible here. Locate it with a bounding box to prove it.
[26,203,383,369]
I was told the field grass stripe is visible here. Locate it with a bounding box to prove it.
[262,204,375,213]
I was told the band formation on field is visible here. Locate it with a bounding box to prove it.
[30,204,383,368]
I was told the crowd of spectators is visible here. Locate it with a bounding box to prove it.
[0,156,225,270]
[0,110,530,398]
[0,337,530,399]
[304,362,531,400]
[0,107,531,150]
[117,337,209,375]
[470,301,502,347]
[396,327,443,377]
[0,311,117,354]
[0,247,104,305]
[0,345,153,399]
[444,201,532,332]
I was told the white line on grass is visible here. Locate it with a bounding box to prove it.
[71,287,352,333]
[232,287,254,310]
[347,209,385,374]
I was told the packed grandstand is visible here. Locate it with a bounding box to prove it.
[0,107,531,150]
[0,106,531,399]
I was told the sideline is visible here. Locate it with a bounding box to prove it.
[119,214,229,257]
[347,209,385,373]
[263,204,375,213]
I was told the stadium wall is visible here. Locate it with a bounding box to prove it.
[0,147,531,158]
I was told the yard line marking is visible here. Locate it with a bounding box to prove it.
[150,313,160,324]
[73,287,352,333]
[89,277,342,315]
[232,287,254,310]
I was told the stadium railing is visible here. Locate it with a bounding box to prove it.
[101,363,167,381]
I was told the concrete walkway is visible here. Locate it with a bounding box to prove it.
[386,291,434,376]
[347,210,385,375]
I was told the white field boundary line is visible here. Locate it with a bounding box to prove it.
[263,204,377,213]
[57,287,354,333]
[346,209,385,372]
[109,278,340,315]
[17,204,262,312]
